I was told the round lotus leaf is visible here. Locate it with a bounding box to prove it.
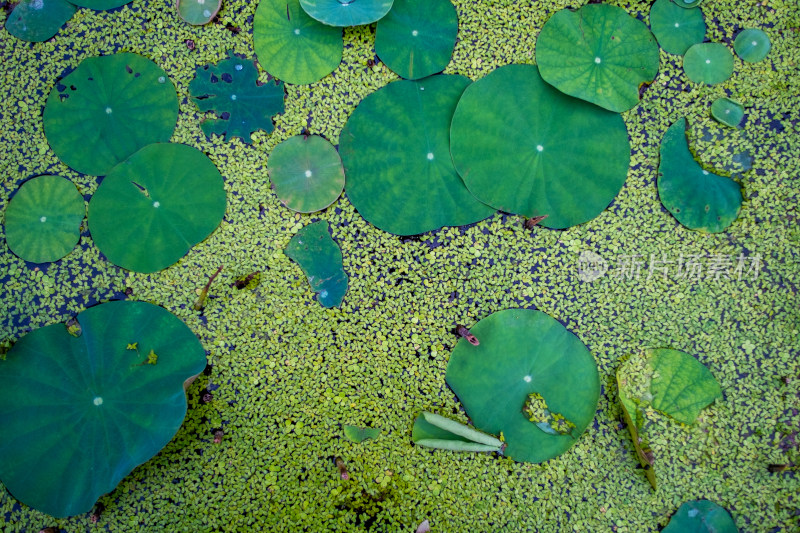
[299,0,393,27]
[663,500,738,533]
[254,0,343,85]
[374,0,458,80]
[268,135,344,213]
[88,143,227,273]
[4,175,84,263]
[734,28,771,63]
[674,0,703,8]
[340,74,495,235]
[711,98,744,128]
[450,64,629,229]
[0,300,207,517]
[4,0,76,42]
[176,0,221,25]
[658,118,741,233]
[683,43,734,84]
[536,3,659,112]
[43,53,179,176]
[445,309,600,463]
[649,0,706,56]
[68,0,131,8]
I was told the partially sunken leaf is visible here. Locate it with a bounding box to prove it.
[412,412,503,452]
[711,98,744,128]
[343,425,380,443]
[4,0,76,42]
[649,0,706,56]
[649,348,722,424]
[176,0,221,25]
[299,0,393,27]
[617,367,657,490]
[683,43,734,85]
[663,500,738,533]
[0,301,207,517]
[733,28,771,63]
[284,221,348,308]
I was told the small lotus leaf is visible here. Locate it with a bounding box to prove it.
[0,301,207,517]
[449,64,629,229]
[663,500,738,533]
[4,0,76,42]
[268,135,344,213]
[69,0,131,8]
[374,0,458,80]
[683,42,734,84]
[176,0,221,25]
[445,309,600,463]
[536,3,659,112]
[189,53,285,143]
[733,28,771,63]
[284,221,348,308]
[4,175,84,263]
[254,0,343,85]
[649,0,706,56]
[649,348,722,424]
[299,0,393,27]
[343,425,380,443]
[43,53,179,176]
[412,412,504,452]
[711,98,744,128]
[88,143,227,273]
[340,74,495,235]
[657,117,741,232]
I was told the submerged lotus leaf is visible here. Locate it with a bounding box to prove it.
[4,175,84,263]
[69,0,131,8]
[4,0,76,42]
[374,0,458,80]
[176,0,221,25]
[683,43,734,84]
[445,309,600,463]
[88,143,227,273]
[0,301,207,517]
[663,500,738,533]
[254,0,343,85]
[450,64,629,229]
[658,117,741,232]
[43,53,179,176]
[268,135,344,213]
[536,3,659,112]
[343,425,380,443]
[284,221,348,308]
[711,98,744,128]
[734,28,771,63]
[649,0,706,56]
[299,0,393,27]
[340,74,495,235]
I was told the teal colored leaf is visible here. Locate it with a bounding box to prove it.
[445,309,600,463]
[710,98,744,128]
[649,348,722,425]
[4,0,76,42]
[299,0,393,27]
[343,425,380,443]
[733,28,771,63]
[374,0,458,80]
[657,117,742,233]
[536,3,659,112]
[683,43,734,84]
[674,0,703,8]
[177,0,221,25]
[189,53,285,143]
[69,0,131,8]
[284,221,348,308]
[449,64,629,229]
[4,175,84,263]
[412,412,504,452]
[88,143,227,273]
[43,53,179,176]
[663,500,738,533]
[254,0,343,85]
[0,301,207,517]
[649,0,706,56]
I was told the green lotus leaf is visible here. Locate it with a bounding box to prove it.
[0,300,207,518]
[268,135,344,213]
[340,74,495,235]
[683,42,734,84]
[445,309,600,463]
[284,221,348,308]
[449,64,629,229]
[4,0,76,42]
[43,53,179,176]
[343,425,380,443]
[733,28,771,63]
[657,117,741,232]
[299,0,393,27]
[176,0,221,25]
[649,348,722,424]
[649,0,706,56]
[88,143,227,273]
[663,500,738,533]
[711,98,744,128]
[536,3,659,112]
[254,0,343,85]
[374,0,457,80]
[674,0,703,8]
[412,412,504,453]
[4,175,84,263]
[189,53,285,143]
[69,0,131,8]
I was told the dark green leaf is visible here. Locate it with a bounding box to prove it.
[4,0,76,42]
[663,500,738,533]
[284,221,348,308]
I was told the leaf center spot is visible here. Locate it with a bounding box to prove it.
[231,94,237,101]
[93,396,103,406]
[594,57,601,64]
[294,28,301,35]
[305,170,313,178]
[105,107,113,114]
[158,76,166,83]
[427,152,434,160]
[536,145,544,152]
[705,59,711,64]
[203,9,211,17]
[674,23,679,28]
[702,170,709,175]
[523,375,532,383]
[197,0,205,4]
[40,216,47,223]
[153,201,161,208]
[752,40,758,46]
[412,30,419,37]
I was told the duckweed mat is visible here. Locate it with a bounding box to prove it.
[1,0,799,531]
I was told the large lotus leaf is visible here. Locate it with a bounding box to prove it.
[649,0,706,56]
[340,74,495,235]
[4,175,84,263]
[43,53,179,176]
[299,0,393,27]
[536,3,659,112]
[0,300,207,517]
[450,64,629,229]
[734,28,771,63]
[663,500,738,533]
[657,117,741,232]
[445,309,600,463]
[189,54,285,143]
[177,0,222,25]
[254,0,343,85]
[88,143,227,273]
[683,43,734,84]
[4,0,76,42]
[374,0,457,80]
[649,348,722,424]
[69,0,131,8]
[284,221,348,308]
